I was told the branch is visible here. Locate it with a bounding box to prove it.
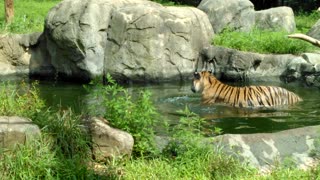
[287,33,320,48]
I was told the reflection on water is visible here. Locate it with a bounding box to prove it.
[3,78,320,135]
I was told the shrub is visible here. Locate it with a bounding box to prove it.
[86,74,161,156]
[0,81,45,119]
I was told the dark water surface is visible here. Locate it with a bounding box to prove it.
[19,79,320,134]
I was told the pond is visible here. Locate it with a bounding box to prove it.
[32,79,320,135]
[5,76,320,133]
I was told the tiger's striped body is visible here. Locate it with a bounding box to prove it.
[191,71,302,108]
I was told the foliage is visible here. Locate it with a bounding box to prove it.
[0,137,59,179]
[213,28,317,54]
[0,81,100,179]
[86,74,161,156]
[113,107,256,179]
[0,0,61,33]
[295,10,320,33]
[0,81,45,119]
[150,0,176,6]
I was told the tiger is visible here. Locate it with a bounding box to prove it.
[191,71,302,108]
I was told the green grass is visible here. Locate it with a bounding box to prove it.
[213,29,318,54]
[213,11,320,55]
[0,0,61,34]
[0,0,176,34]
[0,81,101,179]
[295,10,320,33]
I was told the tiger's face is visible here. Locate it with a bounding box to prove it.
[191,71,212,93]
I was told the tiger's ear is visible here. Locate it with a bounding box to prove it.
[208,70,212,74]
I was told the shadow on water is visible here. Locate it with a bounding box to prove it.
[2,77,320,135]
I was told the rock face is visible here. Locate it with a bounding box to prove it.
[0,33,54,80]
[0,35,31,76]
[0,116,41,149]
[87,117,134,162]
[197,0,255,33]
[307,19,320,40]
[215,125,320,172]
[198,0,295,34]
[199,46,320,86]
[199,46,297,82]
[44,0,213,82]
[255,7,296,33]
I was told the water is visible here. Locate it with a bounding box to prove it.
[8,78,320,135]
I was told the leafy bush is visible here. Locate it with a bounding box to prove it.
[0,80,99,179]
[0,81,45,119]
[213,29,317,54]
[86,74,161,156]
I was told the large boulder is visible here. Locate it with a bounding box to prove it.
[86,117,134,162]
[44,0,213,82]
[0,35,31,76]
[255,7,296,33]
[198,0,295,34]
[0,116,41,149]
[200,46,297,82]
[197,0,255,33]
[0,33,54,79]
[215,125,320,173]
[200,46,320,86]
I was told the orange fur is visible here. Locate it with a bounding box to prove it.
[191,71,302,108]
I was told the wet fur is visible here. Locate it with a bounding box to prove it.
[191,71,302,108]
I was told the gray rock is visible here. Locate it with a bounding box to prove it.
[307,19,320,40]
[0,116,41,149]
[214,125,320,173]
[197,0,255,33]
[106,5,213,82]
[0,35,30,75]
[255,6,296,33]
[44,0,213,82]
[200,46,297,82]
[301,53,320,65]
[88,117,134,162]
[198,0,295,34]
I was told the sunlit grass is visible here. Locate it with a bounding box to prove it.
[213,28,318,54]
[0,0,61,34]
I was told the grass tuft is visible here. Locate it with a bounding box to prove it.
[213,28,318,54]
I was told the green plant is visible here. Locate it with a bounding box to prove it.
[295,10,320,33]
[86,74,161,156]
[0,80,100,179]
[0,81,45,119]
[213,28,317,54]
[0,0,61,33]
[150,0,176,6]
[0,137,59,179]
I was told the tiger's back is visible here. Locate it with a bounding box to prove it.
[228,85,302,108]
[192,71,302,108]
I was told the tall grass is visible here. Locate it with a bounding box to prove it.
[0,0,61,33]
[295,10,320,33]
[213,29,318,54]
[86,74,161,157]
[0,81,101,179]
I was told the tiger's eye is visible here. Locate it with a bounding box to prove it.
[194,72,200,79]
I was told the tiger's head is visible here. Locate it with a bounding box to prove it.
[191,71,214,93]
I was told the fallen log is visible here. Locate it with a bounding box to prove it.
[287,33,320,48]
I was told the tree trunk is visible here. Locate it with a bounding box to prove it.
[5,0,14,23]
[288,33,320,48]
